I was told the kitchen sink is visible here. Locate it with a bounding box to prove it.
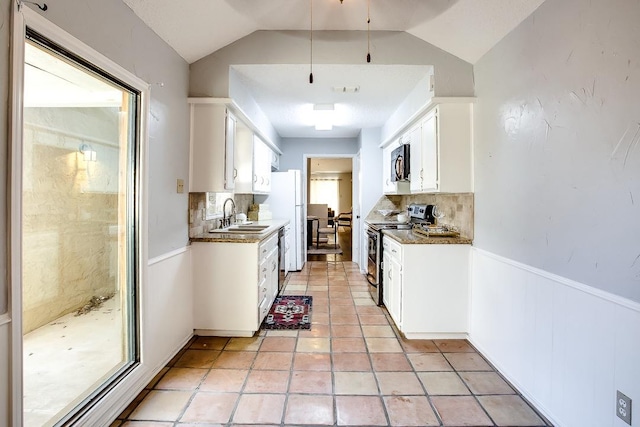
[209,224,270,234]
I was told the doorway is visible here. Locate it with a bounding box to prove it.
[16,27,142,426]
[306,157,354,262]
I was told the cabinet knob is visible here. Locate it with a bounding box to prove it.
[254,174,258,183]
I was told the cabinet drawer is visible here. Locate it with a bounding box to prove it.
[258,278,268,302]
[383,237,402,260]
[258,295,271,324]
[259,232,278,260]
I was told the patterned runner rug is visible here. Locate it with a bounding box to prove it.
[262,295,312,330]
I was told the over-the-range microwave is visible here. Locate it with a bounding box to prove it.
[391,144,410,182]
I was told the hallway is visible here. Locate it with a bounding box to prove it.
[114,261,549,426]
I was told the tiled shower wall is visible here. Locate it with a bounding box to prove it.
[366,193,474,239]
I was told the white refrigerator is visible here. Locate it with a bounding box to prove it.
[267,170,305,270]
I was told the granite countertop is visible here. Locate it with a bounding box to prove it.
[190,219,289,243]
[382,229,472,245]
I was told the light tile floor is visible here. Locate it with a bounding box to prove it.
[114,261,552,427]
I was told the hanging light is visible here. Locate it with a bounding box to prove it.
[309,0,314,84]
[366,0,371,63]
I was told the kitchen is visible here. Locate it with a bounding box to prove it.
[1,0,640,426]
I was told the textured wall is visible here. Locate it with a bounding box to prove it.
[474,0,640,302]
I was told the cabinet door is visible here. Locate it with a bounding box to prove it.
[253,136,271,194]
[408,124,422,192]
[225,111,237,190]
[190,103,229,192]
[382,250,391,307]
[389,255,402,327]
[421,109,439,192]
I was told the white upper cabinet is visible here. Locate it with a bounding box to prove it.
[383,98,474,195]
[235,130,272,194]
[189,102,237,192]
[430,102,473,193]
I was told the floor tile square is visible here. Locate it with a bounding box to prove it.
[335,396,387,426]
[189,336,229,350]
[332,353,372,371]
[128,390,191,421]
[362,325,396,337]
[332,337,366,352]
[376,372,425,395]
[243,370,289,393]
[284,394,334,425]
[212,351,256,369]
[293,353,332,371]
[173,350,220,369]
[365,337,403,353]
[478,395,546,426]
[232,394,286,424]
[252,352,293,370]
[299,324,330,337]
[358,315,390,325]
[444,352,493,371]
[199,369,248,393]
[434,339,475,353]
[384,396,440,426]
[225,337,263,351]
[399,338,439,353]
[154,368,207,390]
[179,392,238,424]
[331,324,363,337]
[370,353,413,371]
[408,353,453,371]
[460,371,516,395]
[418,372,470,395]
[334,372,379,395]
[331,314,360,324]
[431,396,493,426]
[289,371,333,394]
[265,329,298,337]
[297,337,331,353]
[260,336,296,352]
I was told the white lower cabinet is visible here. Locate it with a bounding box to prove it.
[382,235,470,339]
[192,231,279,336]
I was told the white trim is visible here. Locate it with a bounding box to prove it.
[404,332,469,340]
[379,96,476,148]
[473,247,640,313]
[12,6,151,426]
[10,3,26,425]
[0,314,10,327]
[148,246,190,266]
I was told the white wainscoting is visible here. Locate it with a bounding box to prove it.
[79,246,194,425]
[470,248,640,427]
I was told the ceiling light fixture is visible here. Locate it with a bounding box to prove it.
[314,104,335,131]
[366,0,372,63]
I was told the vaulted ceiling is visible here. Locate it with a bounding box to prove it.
[121,0,546,138]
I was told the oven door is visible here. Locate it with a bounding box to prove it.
[365,228,382,304]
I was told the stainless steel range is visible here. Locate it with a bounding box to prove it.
[365,203,436,305]
[365,221,410,305]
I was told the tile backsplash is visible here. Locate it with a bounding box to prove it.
[189,192,254,237]
[366,193,474,239]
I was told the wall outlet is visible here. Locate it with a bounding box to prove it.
[617,390,632,425]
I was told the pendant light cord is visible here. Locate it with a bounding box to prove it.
[309,0,314,84]
[367,0,371,63]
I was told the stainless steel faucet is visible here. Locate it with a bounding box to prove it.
[221,197,236,228]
